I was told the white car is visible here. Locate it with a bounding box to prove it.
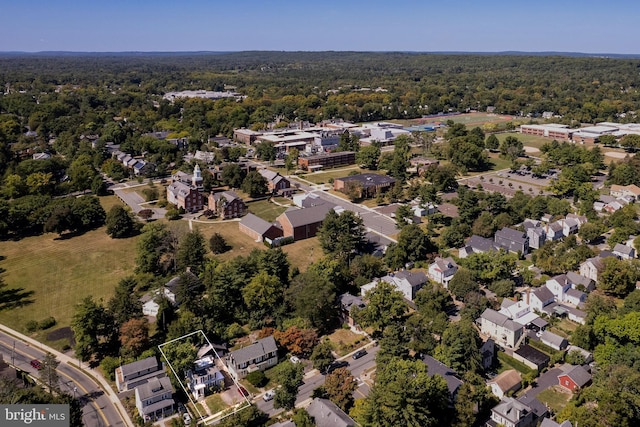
[263,389,276,401]
[290,356,301,364]
[183,413,191,425]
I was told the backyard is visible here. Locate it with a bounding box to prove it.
[536,386,572,414]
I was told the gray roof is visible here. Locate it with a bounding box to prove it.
[566,272,592,288]
[270,422,296,427]
[466,235,499,252]
[164,270,200,294]
[391,270,428,288]
[306,398,356,427]
[517,394,548,418]
[481,308,522,332]
[336,173,396,188]
[495,227,527,243]
[532,286,554,302]
[136,376,173,401]
[280,203,334,228]
[240,213,273,236]
[213,190,241,203]
[613,243,634,256]
[492,397,532,424]
[540,419,573,427]
[120,356,159,377]
[560,365,591,387]
[540,330,568,348]
[230,336,278,366]
[258,169,279,182]
[565,288,586,300]
[422,355,463,396]
[339,293,365,311]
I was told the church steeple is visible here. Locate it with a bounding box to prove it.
[192,164,203,188]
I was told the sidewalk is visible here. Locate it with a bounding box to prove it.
[0,323,133,427]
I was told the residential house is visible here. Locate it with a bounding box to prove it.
[499,299,539,328]
[209,191,247,219]
[115,356,165,393]
[135,376,175,422]
[545,221,564,242]
[305,398,356,427]
[580,252,615,282]
[564,288,586,306]
[333,173,396,198]
[545,275,573,303]
[610,184,640,200]
[526,226,546,250]
[186,356,225,400]
[339,293,366,328]
[488,369,522,399]
[528,286,555,313]
[428,257,459,286]
[479,309,525,349]
[361,270,429,302]
[422,355,463,403]
[516,395,549,425]
[494,227,529,255]
[238,213,284,243]
[513,345,550,372]
[487,397,536,427]
[566,271,595,292]
[258,169,293,196]
[166,181,204,212]
[481,338,496,370]
[540,419,573,427]
[558,365,592,392]
[140,272,187,317]
[459,235,500,258]
[613,242,635,260]
[561,217,580,237]
[226,336,278,379]
[276,203,335,241]
[539,330,568,351]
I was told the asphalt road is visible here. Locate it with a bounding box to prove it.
[0,331,125,427]
[255,345,379,416]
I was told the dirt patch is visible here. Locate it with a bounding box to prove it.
[47,327,75,347]
[605,151,630,159]
[524,146,540,153]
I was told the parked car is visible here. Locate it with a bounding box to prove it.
[30,359,42,370]
[263,389,275,401]
[238,386,249,397]
[289,356,301,364]
[183,412,191,425]
[352,350,367,360]
[325,360,349,374]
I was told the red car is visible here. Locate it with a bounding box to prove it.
[30,359,42,370]
[238,386,249,397]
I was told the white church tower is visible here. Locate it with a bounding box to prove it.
[192,164,203,188]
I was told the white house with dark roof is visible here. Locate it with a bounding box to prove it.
[186,356,225,400]
[306,398,356,427]
[580,252,615,282]
[226,336,278,379]
[135,376,174,422]
[528,286,555,313]
[526,226,546,249]
[428,257,458,286]
[566,272,594,292]
[115,356,165,392]
[488,396,536,427]
[613,242,635,260]
[361,270,428,302]
[545,221,564,241]
[480,308,525,349]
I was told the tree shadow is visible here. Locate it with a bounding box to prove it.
[0,287,35,311]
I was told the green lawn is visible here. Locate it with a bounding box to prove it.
[497,352,537,377]
[0,224,138,349]
[537,386,572,414]
[205,394,227,414]
[497,132,550,149]
[300,166,366,184]
[247,199,287,222]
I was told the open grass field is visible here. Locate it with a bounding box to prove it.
[0,227,138,348]
[246,199,287,222]
[537,386,572,414]
[327,328,370,356]
[497,132,550,149]
[205,394,227,414]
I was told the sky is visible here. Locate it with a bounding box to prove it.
[1,0,639,54]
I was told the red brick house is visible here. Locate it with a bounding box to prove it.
[258,169,292,195]
[558,365,591,392]
[208,191,247,219]
[167,181,204,212]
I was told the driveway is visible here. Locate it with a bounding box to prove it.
[112,186,167,219]
[519,366,563,399]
